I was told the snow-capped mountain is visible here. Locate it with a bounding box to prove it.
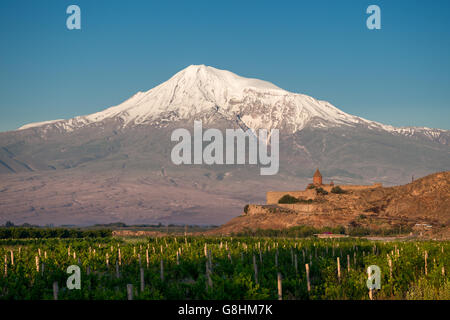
[17,65,449,144]
[1,65,450,225]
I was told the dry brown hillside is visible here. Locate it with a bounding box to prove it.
[209,171,450,239]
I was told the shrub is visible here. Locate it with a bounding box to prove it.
[331,186,346,194]
[232,225,347,237]
[407,279,450,300]
[298,199,314,204]
[244,204,249,214]
[278,195,299,204]
[4,221,14,227]
[307,184,316,189]
[315,187,328,195]
[347,226,371,236]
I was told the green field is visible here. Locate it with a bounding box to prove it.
[0,237,448,300]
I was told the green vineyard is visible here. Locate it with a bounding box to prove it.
[0,237,449,300]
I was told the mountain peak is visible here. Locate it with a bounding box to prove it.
[172,64,284,93]
[15,65,449,146]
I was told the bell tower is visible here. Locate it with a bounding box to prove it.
[313,168,322,185]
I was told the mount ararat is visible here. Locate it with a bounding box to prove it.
[0,65,449,225]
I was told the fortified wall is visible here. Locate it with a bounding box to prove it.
[266,189,316,204]
[266,183,382,204]
[265,169,382,205]
[245,203,317,215]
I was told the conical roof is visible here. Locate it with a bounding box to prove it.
[313,168,322,177]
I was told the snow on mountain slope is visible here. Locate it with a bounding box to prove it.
[17,65,448,142]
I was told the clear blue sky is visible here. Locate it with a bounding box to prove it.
[1,0,449,132]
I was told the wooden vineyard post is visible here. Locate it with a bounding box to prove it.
[115,262,120,278]
[424,251,428,276]
[353,251,356,267]
[208,250,212,271]
[53,282,59,300]
[259,249,262,264]
[138,254,142,268]
[10,250,14,266]
[4,255,7,277]
[160,258,164,281]
[176,251,180,265]
[275,252,278,267]
[302,250,305,262]
[127,284,133,300]
[347,254,350,272]
[337,257,341,282]
[146,249,149,268]
[35,256,40,273]
[305,264,311,292]
[290,248,294,266]
[140,268,145,293]
[277,273,282,300]
[118,248,122,266]
[106,253,109,268]
[442,266,445,277]
[294,254,298,275]
[206,262,213,289]
[253,255,258,285]
[388,256,392,280]
[367,265,375,300]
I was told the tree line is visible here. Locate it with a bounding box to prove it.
[0,227,112,239]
